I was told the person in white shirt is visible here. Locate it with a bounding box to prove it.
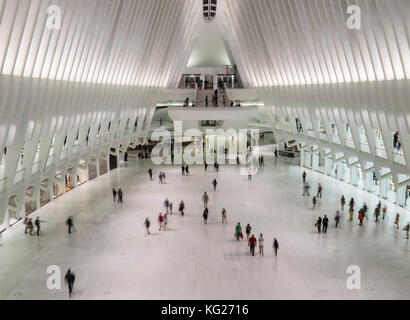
[258,233,264,256]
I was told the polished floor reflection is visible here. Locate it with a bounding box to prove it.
[1,152,410,300]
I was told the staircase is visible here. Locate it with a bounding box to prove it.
[195,88,231,108]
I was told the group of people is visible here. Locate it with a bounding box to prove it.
[158,171,167,184]
[112,187,124,203]
[23,216,46,236]
[302,171,409,238]
[235,223,279,257]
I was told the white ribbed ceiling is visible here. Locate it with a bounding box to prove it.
[223,0,410,87]
[0,0,409,89]
[0,0,200,87]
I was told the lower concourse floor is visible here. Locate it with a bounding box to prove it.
[0,151,410,300]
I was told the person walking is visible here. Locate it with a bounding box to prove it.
[341,195,345,210]
[25,218,34,235]
[204,161,208,171]
[144,217,151,234]
[35,217,46,236]
[185,165,189,175]
[322,215,329,234]
[358,210,364,226]
[382,205,387,220]
[164,198,170,214]
[303,182,310,196]
[317,183,322,198]
[403,223,410,239]
[212,179,217,191]
[66,216,74,234]
[315,217,322,233]
[158,213,164,231]
[374,207,380,223]
[203,207,209,224]
[258,233,264,256]
[148,169,153,181]
[302,171,306,183]
[117,188,123,203]
[202,192,209,208]
[349,198,355,212]
[205,95,208,107]
[312,196,317,210]
[163,213,168,231]
[169,202,173,215]
[221,208,227,224]
[245,224,252,242]
[64,269,75,298]
[273,238,279,257]
[112,188,117,202]
[235,223,242,240]
[335,211,340,228]
[181,165,185,176]
[248,234,257,256]
[349,207,354,221]
[395,213,400,229]
[178,201,185,216]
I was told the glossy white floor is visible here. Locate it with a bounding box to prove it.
[1,151,410,300]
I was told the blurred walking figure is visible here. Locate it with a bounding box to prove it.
[185,165,189,175]
[273,238,279,257]
[169,202,173,215]
[322,215,329,233]
[203,207,209,224]
[382,205,387,220]
[144,217,151,234]
[221,208,227,224]
[302,182,310,196]
[317,183,322,198]
[334,211,340,228]
[395,214,400,229]
[202,192,209,208]
[159,172,163,184]
[340,195,345,210]
[66,216,74,233]
[374,206,380,222]
[117,188,123,203]
[25,218,34,235]
[403,223,410,239]
[358,210,364,226]
[249,234,257,256]
[315,217,322,233]
[302,171,306,183]
[212,179,217,191]
[148,168,153,181]
[164,198,170,213]
[163,213,168,231]
[181,165,185,176]
[235,223,242,240]
[112,188,117,202]
[35,217,46,236]
[258,233,264,256]
[158,213,164,231]
[179,201,185,216]
[245,224,252,242]
[312,196,317,210]
[64,269,75,298]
